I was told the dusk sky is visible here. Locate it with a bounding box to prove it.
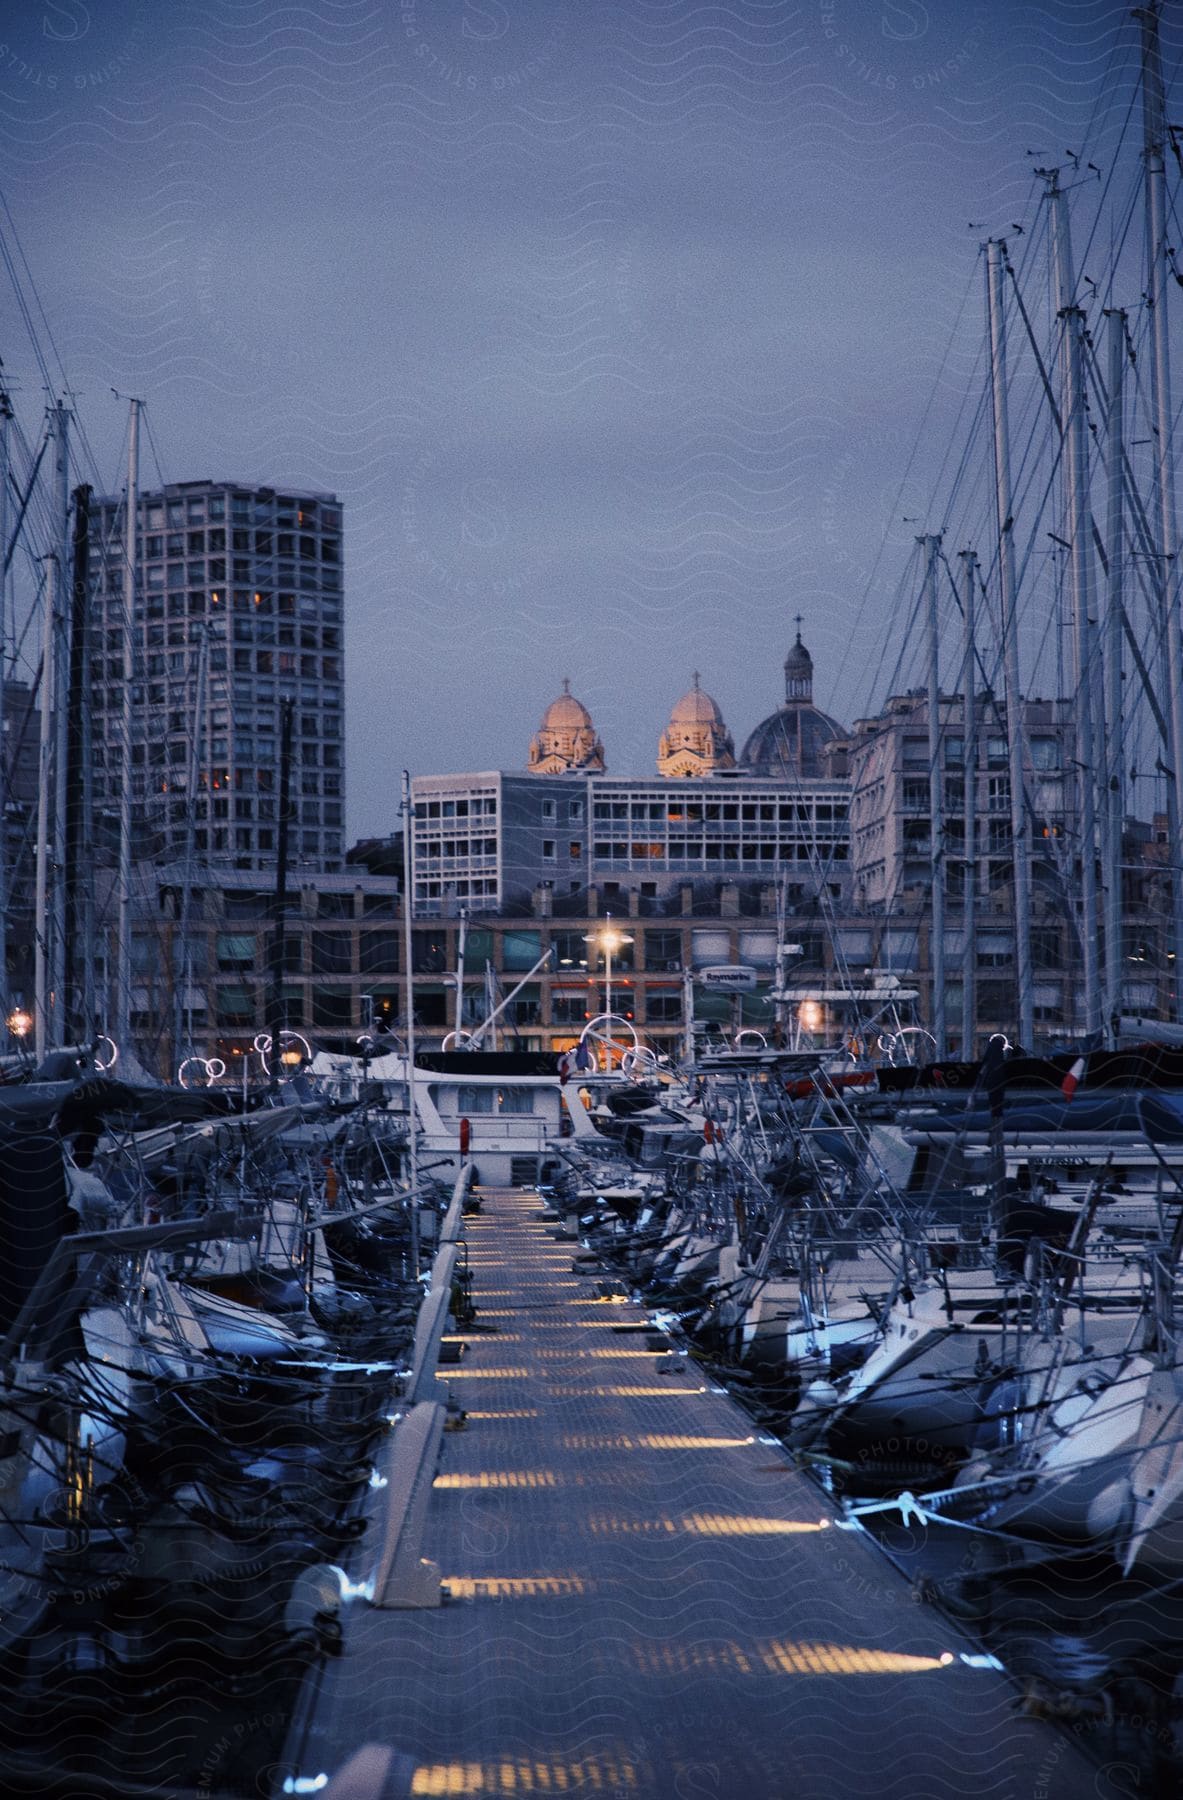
[0,0,1177,840]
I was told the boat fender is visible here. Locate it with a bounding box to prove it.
[284,1563,344,1645]
[1086,1477,1131,1540]
[801,1377,839,1414]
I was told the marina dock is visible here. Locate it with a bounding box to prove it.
[289,1187,1108,1800]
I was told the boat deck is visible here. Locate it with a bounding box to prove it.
[290,1187,1108,1799]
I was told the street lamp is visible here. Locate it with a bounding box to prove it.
[7,1007,31,1042]
[584,919,634,1066]
[797,998,823,1040]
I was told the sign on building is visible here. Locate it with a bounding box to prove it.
[694,965,758,992]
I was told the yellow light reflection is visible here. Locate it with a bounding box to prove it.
[586,1513,680,1537]
[583,1512,828,1539]
[562,1432,638,1450]
[443,1575,587,1598]
[411,1753,638,1795]
[559,1432,754,1452]
[442,1333,522,1343]
[465,1409,539,1420]
[433,1471,559,1490]
[683,1513,826,1536]
[550,1385,705,1397]
[640,1435,754,1450]
[629,1639,950,1679]
[589,1348,665,1358]
[761,1638,948,1677]
[436,1368,532,1378]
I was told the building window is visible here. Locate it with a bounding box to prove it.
[312,932,353,975]
[542,839,556,859]
[552,994,592,1026]
[503,929,542,972]
[412,931,448,973]
[645,992,683,1023]
[645,930,681,972]
[216,984,255,1025]
[312,988,353,1028]
[360,932,399,975]
[216,932,255,970]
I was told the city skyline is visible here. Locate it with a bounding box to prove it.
[0,0,1175,840]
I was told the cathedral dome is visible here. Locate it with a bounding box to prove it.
[740,625,845,780]
[528,679,605,774]
[657,674,736,778]
[540,688,593,732]
[669,682,726,727]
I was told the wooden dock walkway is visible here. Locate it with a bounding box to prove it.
[291,1187,1110,1799]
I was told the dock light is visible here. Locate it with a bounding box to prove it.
[797,999,823,1034]
[6,1007,31,1039]
[583,919,634,1066]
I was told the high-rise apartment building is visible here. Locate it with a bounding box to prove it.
[87,480,345,873]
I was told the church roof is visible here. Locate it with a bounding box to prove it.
[539,679,593,732]
[669,674,725,727]
[528,678,605,774]
[740,703,844,779]
[738,623,845,779]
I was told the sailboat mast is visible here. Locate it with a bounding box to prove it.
[115,398,138,1052]
[67,482,94,1040]
[267,694,294,1093]
[923,533,947,1057]
[173,622,207,1074]
[986,237,1034,1048]
[960,549,978,1057]
[454,906,468,1045]
[1103,308,1127,1036]
[1137,2,1183,1018]
[34,554,57,1061]
[1048,172,1103,1038]
[0,384,11,1019]
[401,768,419,1201]
[50,401,69,1047]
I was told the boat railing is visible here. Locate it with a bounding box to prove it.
[429,1115,548,1147]
[407,1162,474,1400]
[350,1165,476,1609]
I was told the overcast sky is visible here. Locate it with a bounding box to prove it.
[0,0,1177,839]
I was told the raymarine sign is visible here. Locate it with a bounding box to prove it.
[695,965,758,992]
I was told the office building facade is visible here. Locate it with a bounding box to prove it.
[87,480,345,874]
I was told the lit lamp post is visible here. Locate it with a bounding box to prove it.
[797,998,823,1049]
[7,1006,32,1050]
[584,920,634,1068]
